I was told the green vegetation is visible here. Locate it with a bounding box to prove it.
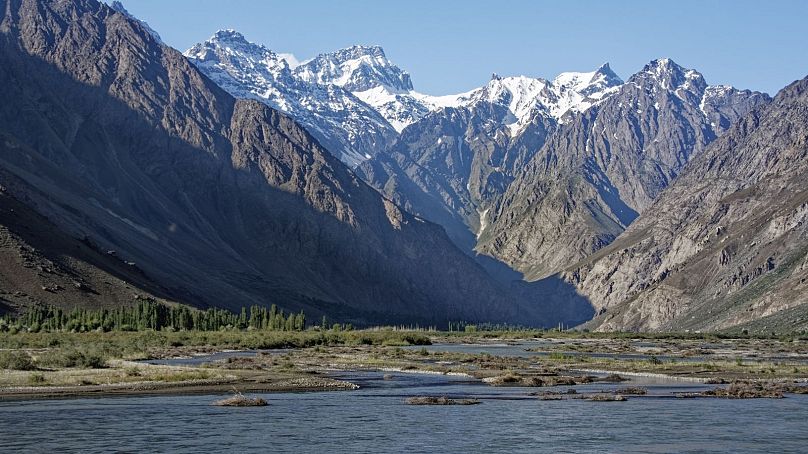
[0,350,35,370]
[27,373,46,385]
[3,301,806,341]
[0,328,432,357]
[0,329,434,395]
[37,347,107,369]
[0,301,307,333]
[548,352,576,361]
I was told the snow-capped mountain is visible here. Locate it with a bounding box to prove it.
[330,59,624,134]
[292,44,466,132]
[447,63,623,136]
[295,45,413,92]
[292,45,434,132]
[353,63,626,253]
[185,29,629,164]
[552,63,624,117]
[358,57,768,293]
[350,64,623,134]
[185,30,397,167]
[185,31,767,282]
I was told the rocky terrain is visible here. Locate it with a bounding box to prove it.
[478,59,769,281]
[569,74,808,332]
[0,187,172,314]
[0,0,543,326]
[355,66,622,255]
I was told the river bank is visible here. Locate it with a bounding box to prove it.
[1,330,807,400]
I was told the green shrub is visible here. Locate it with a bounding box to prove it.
[356,335,374,345]
[28,373,46,385]
[549,352,575,361]
[37,348,107,369]
[0,350,36,370]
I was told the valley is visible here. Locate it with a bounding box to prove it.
[0,0,805,350]
[1,0,807,451]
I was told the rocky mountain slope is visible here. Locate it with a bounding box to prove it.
[477,59,769,280]
[0,0,543,326]
[567,74,808,333]
[356,65,624,253]
[0,185,173,314]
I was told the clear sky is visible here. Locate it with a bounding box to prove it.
[118,0,808,96]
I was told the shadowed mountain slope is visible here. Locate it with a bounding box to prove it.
[0,0,544,326]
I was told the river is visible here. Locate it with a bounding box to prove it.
[1,344,807,453]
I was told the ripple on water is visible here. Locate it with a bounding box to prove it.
[1,370,807,453]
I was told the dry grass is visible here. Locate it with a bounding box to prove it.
[0,361,230,388]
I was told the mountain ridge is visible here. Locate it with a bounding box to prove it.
[0,0,544,326]
[477,58,770,281]
[568,74,808,332]
[186,28,632,148]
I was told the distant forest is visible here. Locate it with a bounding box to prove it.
[0,301,307,333]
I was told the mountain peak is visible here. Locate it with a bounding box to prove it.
[553,63,622,89]
[332,44,387,60]
[640,58,699,79]
[632,57,706,92]
[109,1,162,43]
[211,28,247,41]
[647,57,680,71]
[204,29,264,50]
[185,29,288,70]
[109,0,126,12]
[593,62,622,84]
[294,44,413,92]
[551,64,623,114]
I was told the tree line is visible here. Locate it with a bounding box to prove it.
[0,301,307,333]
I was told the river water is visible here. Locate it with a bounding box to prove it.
[1,344,807,453]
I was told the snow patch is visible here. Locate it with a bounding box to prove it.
[477,208,490,239]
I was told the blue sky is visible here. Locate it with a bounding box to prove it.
[120,0,808,96]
